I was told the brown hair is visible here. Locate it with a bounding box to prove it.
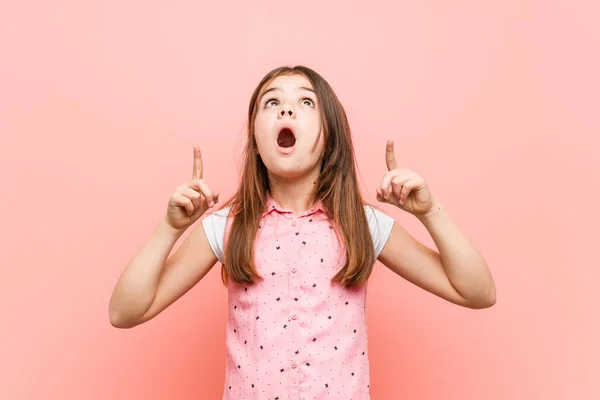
[218,65,375,288]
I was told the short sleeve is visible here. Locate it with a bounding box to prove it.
[201,205,232,263]
[364,204,394,258]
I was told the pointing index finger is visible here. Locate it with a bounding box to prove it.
[192,145,203,179]
[385,139,397,171]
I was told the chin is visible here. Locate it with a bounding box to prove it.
[263,160,313,180]
[267,165,305,179]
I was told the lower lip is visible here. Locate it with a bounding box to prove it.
[276,144,296,154]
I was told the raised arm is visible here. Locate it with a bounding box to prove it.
[108,146,221,328]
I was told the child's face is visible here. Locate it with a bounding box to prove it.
[254,74,325,180]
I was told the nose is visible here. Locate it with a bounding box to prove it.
[279,104,295,118]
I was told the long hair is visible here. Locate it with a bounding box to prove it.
[219,65,375,288]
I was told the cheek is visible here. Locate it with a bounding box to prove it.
[299,113,323,145]
[253,118,270,150]
[309,125,326,152]
[254,132,269,154]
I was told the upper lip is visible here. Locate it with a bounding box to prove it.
[277,124,296,138]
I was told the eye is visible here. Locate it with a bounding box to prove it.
[300,96,315,107]
[265,98,278,108]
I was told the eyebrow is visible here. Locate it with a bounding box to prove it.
[259,86,315,101]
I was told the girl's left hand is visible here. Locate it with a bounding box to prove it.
[376,140,437,216]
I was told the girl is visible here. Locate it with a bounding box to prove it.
[109,65,496,399]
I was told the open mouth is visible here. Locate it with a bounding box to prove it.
[277,128,296,148]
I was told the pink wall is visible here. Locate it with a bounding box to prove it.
[1,1,598,399]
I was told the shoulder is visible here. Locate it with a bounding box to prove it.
[363,203,393,225]
[205,204,233,219]
[201,205,233,263]
[362,203,395,258]
[201,204,233,239]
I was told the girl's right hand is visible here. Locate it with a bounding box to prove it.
[165,146,219,231]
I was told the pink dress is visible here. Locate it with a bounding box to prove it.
[202,194,394,400]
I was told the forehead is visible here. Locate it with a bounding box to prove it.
[262,74,313,92]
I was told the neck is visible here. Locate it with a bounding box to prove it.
[267,171,320,215]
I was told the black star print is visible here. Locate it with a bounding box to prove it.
[229,386,231,390]
[283,324,287,328]
[251,384,254,388]
[309,219,313,222]
[320,258,323,262]
[234,305,237,309]
[345,301,349,305]
[280,368,284,373]
[306,362,310,366]
[276,297,280,301]
[362,352,365,355]
[244,340,247,344]
[238,365,241,369]
[313,283,316,288]
[334,346,338,350]
[276,246,280,250]
[260,345,263,349]
[256,316,260,320]
[295,232,299,235]
[329,225,333,229]
[313,338,317,342]
[295,350,299,354]
[244,287,247,291]
[294,297,299,301]
[325,383,329,388]
[302,241,306,245]
[234,329,236,333]
[352,372,355,376]
[271,272,276,276]
[353,329,357,333]
[328,315,332,319]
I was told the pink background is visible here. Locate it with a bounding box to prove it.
[1,1,598,399]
